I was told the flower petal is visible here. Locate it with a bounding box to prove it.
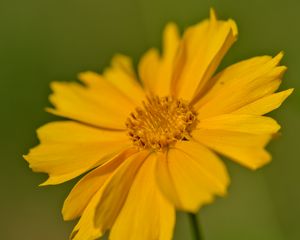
[102,54,145,105]
[155,23,180,96]
[138,48,160,93]
[197,114,280,134]
[233,89,294,115]
[70,151,149,240]
[110,154,175,240]
[195,53,286,118]
[171,9,238,101]
[156,141,229,212]
[70,189,103,240]
[138,23,180,96]
[35,121,128,143]
[176,140,229,188]
[193,129,272,169]
[94,151,149,233]
[62,147,137,221]
[48,73,137,129]
[24,121,130,185]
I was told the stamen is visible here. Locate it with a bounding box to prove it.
[126,96,198,151]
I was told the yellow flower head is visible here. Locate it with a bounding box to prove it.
[24,9,293,240]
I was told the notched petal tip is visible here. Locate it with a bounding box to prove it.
[111,53,131,64]
[275,88,294,105]
[210,8,217,21]
[23,152,35,168]
[23,153,52,187]
[49,80,71,90]
[77,71,101,85]
[209,8,238,37]
[163,22,180,42]
[78,70,94,78]
[110,54,135,76]
[228,19,238,37]
[276,65,287,76]
[248,151,272,171]
[273,51,285,66]
[186,195,216,213]
[23,155,32,168]
[165,21,178,30]
[287,88,295,95]
[44,107,59,116]
[273,119,281,132]
[276,50,284,59]
[38,177,58,187]
[217,177,230,196]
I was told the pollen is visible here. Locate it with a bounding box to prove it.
[126,96,198,151]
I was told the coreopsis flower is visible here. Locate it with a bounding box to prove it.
[24,9,293,240]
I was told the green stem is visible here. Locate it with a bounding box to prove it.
[188,213,204,240]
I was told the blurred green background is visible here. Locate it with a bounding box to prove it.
[1,0,299,239]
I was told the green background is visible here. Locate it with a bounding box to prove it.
[1,0,299,239]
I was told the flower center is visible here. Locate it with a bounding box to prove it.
[126,96,198,151]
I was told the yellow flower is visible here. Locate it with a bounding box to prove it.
[24,9,293,240]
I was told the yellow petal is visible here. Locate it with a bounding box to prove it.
[49,76,137,129]
[102,54,145,105]
[233,89,294,115]
[70,188,103,240]
[36,121,127,143]
[193,129,272,169]
[110,154,175,240]
[154,23,181,96]
[197,114,280,134]
[94,151,149,233]
[138,23,180,96]
[138,48,160,93]
[176,140,229,189]
[70,151,149,240]
[109,54,136,76]
[171,10,238,101]
[195,53,286,118]
[156,141,229,212]
[24,121,130,185]
[62,147,137,221]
